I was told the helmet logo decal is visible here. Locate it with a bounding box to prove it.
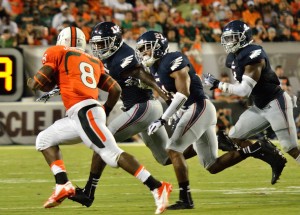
[249,49,262,59]
[170,56,183,71]
[154,32,165,39]
[243,24,250,31]
[111,25,121,34]
[120,55,134,68]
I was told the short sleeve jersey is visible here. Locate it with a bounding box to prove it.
[42,45,105,110]
[103,43,152,109]
[150,51,206,107]
[226,44,283,108]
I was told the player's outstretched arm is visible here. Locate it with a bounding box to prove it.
[203,60,263,97]
[98,73,121,116]
[123,65,172,104]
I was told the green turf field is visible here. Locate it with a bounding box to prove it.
[0,142,300,215]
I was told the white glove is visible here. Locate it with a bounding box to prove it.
[168,108,187,125]
[124,77,139,87]
[292,95,298,108]
[147,118,166,135]
[203,73,220,90]
[36,87,60,103]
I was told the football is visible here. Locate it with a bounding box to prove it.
[40,80,56,92]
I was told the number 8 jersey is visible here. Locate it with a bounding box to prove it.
[42,45,105,110]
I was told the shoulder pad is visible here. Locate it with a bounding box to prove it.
[236,44,265,65]
[161,52,189,72]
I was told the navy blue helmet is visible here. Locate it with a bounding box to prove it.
[135,31,169,67]
[221,20,253,53]
[90,22,123,60]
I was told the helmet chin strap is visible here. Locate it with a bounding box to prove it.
[142,55,155,67]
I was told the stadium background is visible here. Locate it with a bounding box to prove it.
[0,42,299,145]
[1,1,300,214]
[1,0,300,144]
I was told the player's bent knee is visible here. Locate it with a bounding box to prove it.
[35,130,59,151]
[94,147,124,168]
[228,127,236,138]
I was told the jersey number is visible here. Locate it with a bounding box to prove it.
[80,62,97,88]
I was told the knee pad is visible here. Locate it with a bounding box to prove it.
[92,146,124,168]
[36,129,59,151]
[275,129,298,152]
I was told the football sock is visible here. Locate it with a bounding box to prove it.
[143,176,162,191]
[50,160,68,184]
[134,165,161,190]
[134,165,151,182]
[179,181,193,205]
[55,172,68,184]
[84,172,100,198]
[238,141,261,158]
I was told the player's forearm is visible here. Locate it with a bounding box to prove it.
[105,84,121,109]
[218,75,257,97]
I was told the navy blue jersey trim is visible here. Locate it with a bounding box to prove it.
[117,101,149,132]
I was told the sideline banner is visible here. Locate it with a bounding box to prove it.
[0,101,123,145]
[0,102,65,145]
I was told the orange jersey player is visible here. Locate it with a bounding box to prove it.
[27,26,172,214]
[38,45,107,110]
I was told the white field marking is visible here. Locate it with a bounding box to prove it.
[0,143,145,150]
[190,187,300,195]
[0,178,138,184]
[0,205,113,210]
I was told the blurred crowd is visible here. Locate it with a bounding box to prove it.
[1,0,299,138]
[1,0,300,76]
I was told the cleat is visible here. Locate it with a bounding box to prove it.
[217,130,239,151]
[252,138,287,185]
[152,181,172,214]
[68,187,94,207]
[167,200,194,210]
[44,181,75,208]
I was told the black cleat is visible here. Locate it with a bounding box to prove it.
[167,200,194,210]
[252,139,287,185]
[68,187,94,207]
[217,130,239,151]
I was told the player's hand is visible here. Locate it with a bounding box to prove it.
[124,78,140,87]
[147,118,166,135]
[168,108,188,131]
[173,108,187,122]
[36,87,60,103]
[203,73,220,90]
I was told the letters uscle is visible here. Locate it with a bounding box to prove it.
[0,109,63,137]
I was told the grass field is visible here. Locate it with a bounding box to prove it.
[1,142,300,215]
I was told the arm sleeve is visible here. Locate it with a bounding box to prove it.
[218,75,257,97]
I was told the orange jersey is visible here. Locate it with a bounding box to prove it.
[42,45,105,110]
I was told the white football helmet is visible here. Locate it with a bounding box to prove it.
[56,26,86,51]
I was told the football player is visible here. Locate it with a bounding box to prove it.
[135,30,287,210]
[27,26,172,214]
[204,20,299,175]
[65,22,178,209]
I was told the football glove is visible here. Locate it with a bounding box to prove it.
[124,77,140,87]
[168,107,187,125]
[203,73,220,90]
[36,87,60,103]
[147,118,166,135]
